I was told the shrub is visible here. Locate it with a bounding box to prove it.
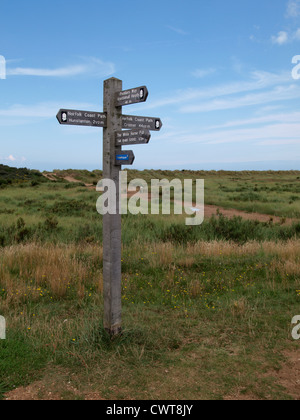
[44,216,59,231]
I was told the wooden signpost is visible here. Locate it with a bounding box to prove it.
[57,77,162,336]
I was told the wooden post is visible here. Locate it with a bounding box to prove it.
[102,77,123,336]
[56,78,161,337]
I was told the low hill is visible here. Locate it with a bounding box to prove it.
[0,164,45,186]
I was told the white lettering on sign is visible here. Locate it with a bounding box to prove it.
[68,111,82,117]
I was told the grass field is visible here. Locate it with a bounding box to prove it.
[0,167,299,400]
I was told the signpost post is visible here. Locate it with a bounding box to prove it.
[57,77,162,336]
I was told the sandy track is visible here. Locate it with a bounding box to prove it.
[42,174,297,225]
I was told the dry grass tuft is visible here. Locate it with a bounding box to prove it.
[0,243,103,303]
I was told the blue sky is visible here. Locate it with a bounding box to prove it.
[0,0,300,171]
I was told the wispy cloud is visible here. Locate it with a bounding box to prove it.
[179,84,300,113]
[0,155,26,163]
[191,68,216,78]
[6,57,115,78]
[286,0,300,17]
[166,25,188,36]
[294,28,300,40]
[6,155,16,162]
[7,65,86,77]
[271,31,289,45]
[0,101,98,126]
[205,110,300,130]
[143,70,292,111]
[167,121,300,147]
[271,28,300,45]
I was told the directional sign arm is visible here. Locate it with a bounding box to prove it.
[122,115,162,131]
[56,109,107,127]
[115,129,151,146]
[115,86,148,107]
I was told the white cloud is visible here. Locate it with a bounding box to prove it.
[0,102,99,118]
[0,155,27,164]
[166,25,188,35]
[168,122,300,146]
[191,68,216,78]
[205,110,300,130]
[271,31,289,45]
[143,70,291,111]
[7,65,86,77]
[7,155,16,162]
[293,28,300,40]
[271,27,300,45]
[286,0,300,17]
[6,57,115,78]
[179,84,300,114]
[0,101,99,127]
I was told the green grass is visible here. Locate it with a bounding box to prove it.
[1,239,299,399]
[0,167,299,400]
[0,332,49,399]
[0,174,299,247]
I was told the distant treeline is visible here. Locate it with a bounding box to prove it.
[0,164,45,186]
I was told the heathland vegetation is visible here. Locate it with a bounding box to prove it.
[0,166,299,399]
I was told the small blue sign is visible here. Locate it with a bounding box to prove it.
[116,154,129,161]
[115,150,135,166]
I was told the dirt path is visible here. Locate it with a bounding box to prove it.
[43,174,297,225]
[204,204,294,225]
[43,173,58,182]
[129,192,296,225]
[43,173,94,189]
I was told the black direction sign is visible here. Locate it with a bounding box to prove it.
[115,86,148,107]
[115,129,151,146]
[115,150,135,166]
[122,115,162,131]
[56,109,107,128]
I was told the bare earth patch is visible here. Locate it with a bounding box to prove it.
[4,350,300,400]
[224,350,300,400]
[204,204,294,225]
[268,350,300,400]
[4,367,104,401]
